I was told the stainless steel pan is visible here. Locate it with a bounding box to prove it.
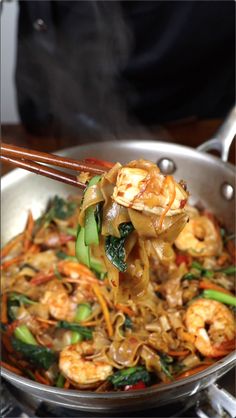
[1,108,236,412]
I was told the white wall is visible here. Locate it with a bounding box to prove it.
[1,0,19,123]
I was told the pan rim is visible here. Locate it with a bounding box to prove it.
[1,140,235,191]
[1,351,235,399]
[1,139,235,399]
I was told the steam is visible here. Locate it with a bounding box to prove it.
[17,1,153,140]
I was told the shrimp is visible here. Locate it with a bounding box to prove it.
[185,299,235,357]
[59,341,113,388]
[112,159,188,216]
[175,216,222,257]
[40,280,76,321]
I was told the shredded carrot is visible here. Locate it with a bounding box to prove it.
[60,261,101,284]
[35,317,57,325]
[208,349,234,358]
[217,252,230,266]
[1,233,23,259]
[1,361,23,375]
[34,370,51,385]
[0,255,24,270]
[93,284,113,338]
[2,335,14,353]
[80,320,100,327]
[219,339,236,348]
[168,350,189,357]
[1,293,8,324]
[27,244,40,254]
[115,304,135,317]
[215,339,236,351]
[199,280,232,295]
[8,355,29,369]
[64,379,70,389]
[30,271,55,285]
[176,363,212,380]
[159,176,176,229]
[24,210,34,252]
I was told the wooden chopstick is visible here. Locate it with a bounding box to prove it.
[1,142,105,175]
[1,155,87,188]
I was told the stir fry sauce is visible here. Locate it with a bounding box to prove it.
[1,159,235,391]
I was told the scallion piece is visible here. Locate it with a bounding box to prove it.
[202,290,236,306]
[75,303,92,322]
[14,325,37,345]
[216,266,236,275]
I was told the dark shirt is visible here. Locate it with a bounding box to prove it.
[16,0,235,137]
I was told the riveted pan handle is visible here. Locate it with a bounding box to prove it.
[198,106,236,162]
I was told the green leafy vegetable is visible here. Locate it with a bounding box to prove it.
[65,227,77,237]
[14,325,37,345]
[56,251,77,262]
[9,293,37,306]
[0,322,7,333]
[41,196,77,226]
[7,294,36,322]
[123,315,133,330]
[56,373,65,387]
[75,227,90,267]
[11,338,56,369]
[70,331,83,344]
[25,369,36,380]
[202,290,236,306]
[220,228,226,240]
[57,321,93,340]
[94,204,102,234]
[191,262,213,278]
[105,223,134,272]
[84,176,101,246]
[216,266,236,275]
[181,273,199,281]
[159,354,173,380]
[90,256,106,277]
[54,264,63,280]
[108,366,151,388]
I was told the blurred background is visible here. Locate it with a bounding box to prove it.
[1,0,235,162]
[1,0,19,123]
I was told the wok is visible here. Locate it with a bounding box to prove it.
[1,108,236,413]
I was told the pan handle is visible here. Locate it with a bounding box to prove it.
[197,106,236,162]
[195,383,236,418]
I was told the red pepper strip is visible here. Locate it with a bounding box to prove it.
[0,255,24,270]
[227,240,236,264]
[84,158,114,169]
[124,381,146,391]
[59,233,75,244]
[179,199,187,209]
[30,271,55,285]
[6,320,21,336]
[175,253,191,266]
